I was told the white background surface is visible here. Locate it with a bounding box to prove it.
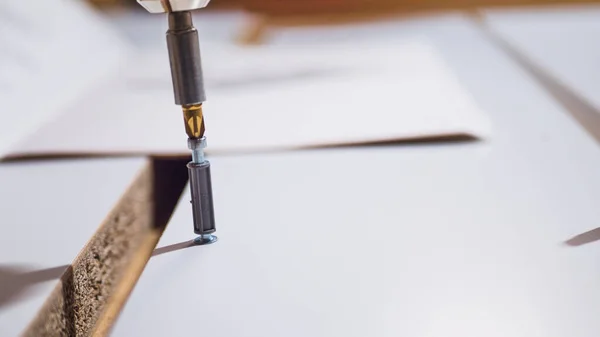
[0,158,146,337]
[113,13,600,337]
[0,0,129,158]
[483,5,600,111]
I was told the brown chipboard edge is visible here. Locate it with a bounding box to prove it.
[22,157,190,337]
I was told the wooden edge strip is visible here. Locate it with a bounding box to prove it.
[23,157,190,337]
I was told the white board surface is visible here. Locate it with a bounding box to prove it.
[113,147,600,337]
[2,7,491,158]
[483,5,600,111]
[0,0,130,159]
[0,158,146,336]
[112,14,600,337]
[8,39,490,157]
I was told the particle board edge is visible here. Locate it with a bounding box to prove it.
[22,157,190,337]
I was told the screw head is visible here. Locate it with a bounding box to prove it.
[194,234,218,245]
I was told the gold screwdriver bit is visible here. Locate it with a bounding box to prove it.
[182,103,205,139]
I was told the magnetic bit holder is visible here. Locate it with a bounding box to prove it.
[188,137,217,245]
